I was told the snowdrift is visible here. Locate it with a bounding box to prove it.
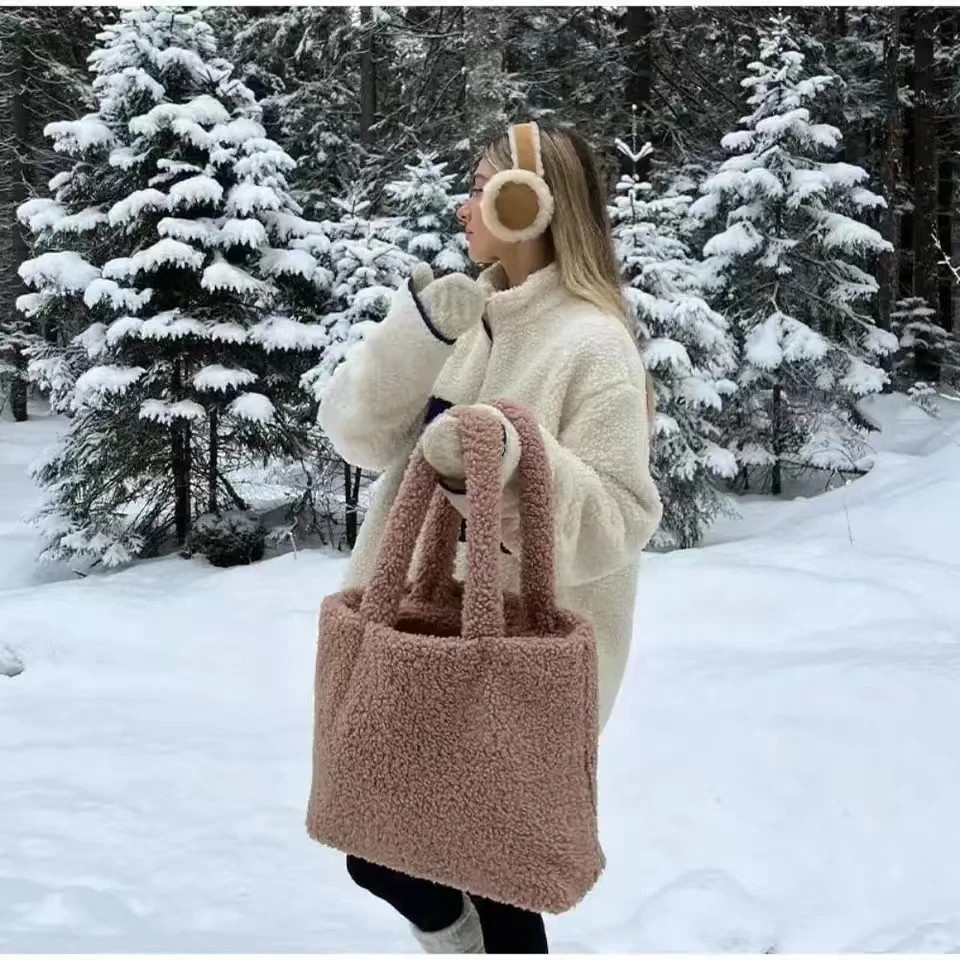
[2,394,959,951]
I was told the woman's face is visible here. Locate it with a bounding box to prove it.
[456,158,504,264]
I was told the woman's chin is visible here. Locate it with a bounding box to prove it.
[467,245,494,265]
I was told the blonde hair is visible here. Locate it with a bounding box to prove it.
[483,125,626,321]
[483,124,657,432]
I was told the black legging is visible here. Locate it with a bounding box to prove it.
[346,855,548,954]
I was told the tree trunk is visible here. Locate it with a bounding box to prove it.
[912,9,938,313]
[344,459,361,550]
[942,11,960,338]
[359,5,376,144]
[172,422,190,545]
[622,6,654,180]
[954,164,960,336]
[912,8,940,382]
[10,378,27,422]
[771,383,783,497]
[171,360,191,545]
[463,6,507,150]
[8,19,30,422]
[940,157,954,342]
[208,406,218,515]
[877,8,902,332]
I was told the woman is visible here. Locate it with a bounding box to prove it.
[318,122,662,954]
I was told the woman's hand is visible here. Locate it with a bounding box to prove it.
[410,265,486,343]
[318,265,483,472]
[421,404,521,492]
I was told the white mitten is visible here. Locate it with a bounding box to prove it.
[410,262,434,296]
[412,270,486,342]
[421,404,521,491]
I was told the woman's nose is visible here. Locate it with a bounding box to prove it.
[456,201,469,225]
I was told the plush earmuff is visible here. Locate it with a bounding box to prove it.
[480,122,555,243]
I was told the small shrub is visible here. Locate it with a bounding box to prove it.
[190,510,266,568]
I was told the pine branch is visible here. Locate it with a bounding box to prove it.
[934,230,960,287]
[651,62,728,141]
[218,470,250,512]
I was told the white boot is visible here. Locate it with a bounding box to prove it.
[410,894,485,953]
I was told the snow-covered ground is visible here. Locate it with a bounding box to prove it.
[2,394,959,953]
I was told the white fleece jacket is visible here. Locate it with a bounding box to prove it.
[319,262,663,730]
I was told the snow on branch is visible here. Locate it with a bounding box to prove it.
[45,114,115,153]
[132,239,205,273]
[201,257,267,295]
[19,252,100,293]
[72,364,146,409]
[193,365,258,393]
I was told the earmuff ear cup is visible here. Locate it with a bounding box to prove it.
[480,168,555,243]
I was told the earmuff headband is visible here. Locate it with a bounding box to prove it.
[509,122,544,178]
[480,121,555,244]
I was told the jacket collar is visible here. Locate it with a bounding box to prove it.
[477,261,566,337]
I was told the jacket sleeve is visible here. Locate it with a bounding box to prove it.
[318,281,458,472]
[502,372,663,588]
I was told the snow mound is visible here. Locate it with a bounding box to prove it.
[1,643,24,678]
[590,870,777,953]
[885,922,960,953]
[713,394,960,568]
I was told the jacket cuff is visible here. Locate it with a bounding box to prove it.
[436,474,467,496]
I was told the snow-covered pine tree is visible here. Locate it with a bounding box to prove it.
[611,138,738,548]
[889,296,960,412]
[17,7,330,568]
[0,8,107,421]
[299,185,414,550]
[301,187,414,402]
[210,6,362,219]
[689,16,897,495]
[0,312,49,421]
[384,152,467,277]
[502,8,627,151]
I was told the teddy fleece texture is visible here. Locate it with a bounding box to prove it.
[319,261,662,731]
[306,403,604,914]
[481,169,555,243]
